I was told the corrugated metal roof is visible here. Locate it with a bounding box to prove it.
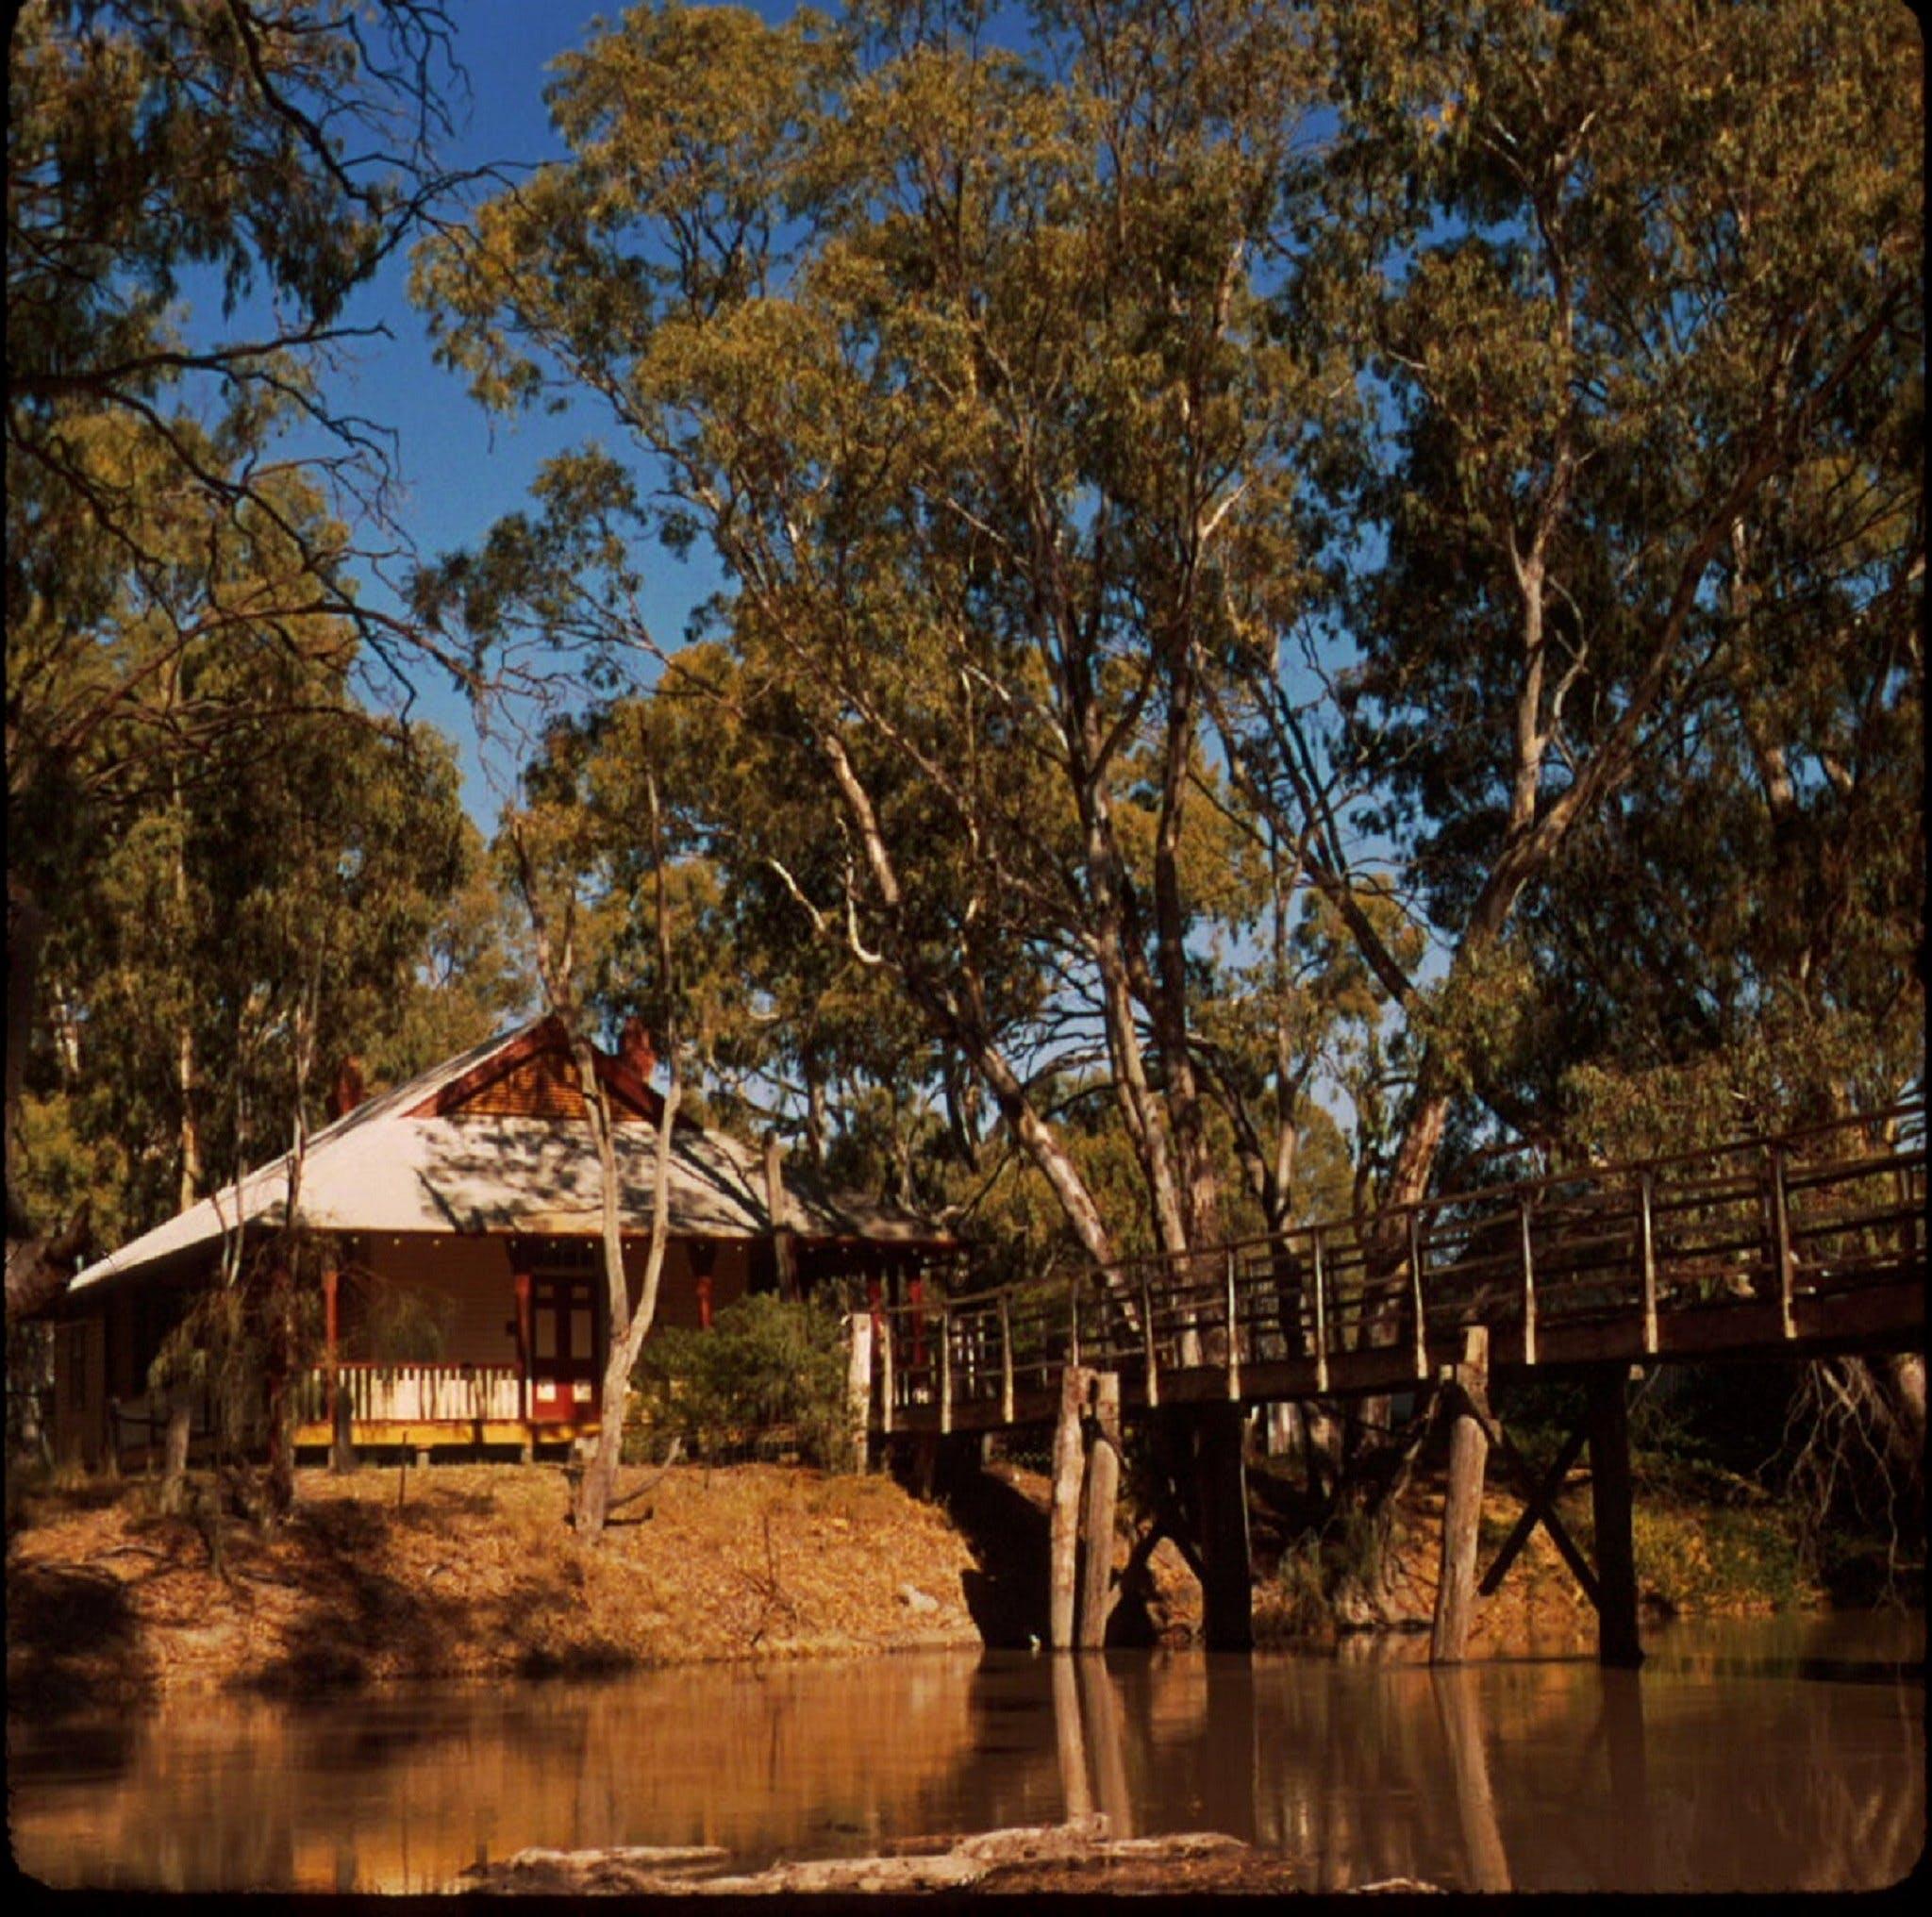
[68,1021,949,1294]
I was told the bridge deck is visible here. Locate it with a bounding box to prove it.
[869,1102,1925,1437]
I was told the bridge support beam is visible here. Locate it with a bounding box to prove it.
[1587,1366,1644,1668]
[1049,1364,1091,1649]
[1431,1325,1491,1664]
[1077,1373,1123,1649]
[1194,1403,1254,1652]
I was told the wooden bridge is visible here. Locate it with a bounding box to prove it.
[861,1102,1925,1664]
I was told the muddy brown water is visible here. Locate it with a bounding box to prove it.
[8,1611,1923,1894]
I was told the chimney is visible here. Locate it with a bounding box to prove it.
[619,1014,657,1083]
[325,1054,365,1121]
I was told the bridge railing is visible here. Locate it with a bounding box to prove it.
[866,1099,1924,1425]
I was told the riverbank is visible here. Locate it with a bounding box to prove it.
[1241,1442,1838,1651]
[7,1442,1858,1710]
[7,1460,986,1709]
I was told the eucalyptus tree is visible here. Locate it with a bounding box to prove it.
[415,0,1349,1278]
[496,713,694,1542]
[509,667,945,1169]
[1214,0,1924,1544]
[6,0,481,1316]
[1215,0,1924,1218]
[19,626,487,1238]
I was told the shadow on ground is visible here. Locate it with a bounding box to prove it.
[934,1460,1053,1647]
[8,1559,160,1711]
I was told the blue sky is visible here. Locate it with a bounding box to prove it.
[291,4,804,820]
[297,0,1425,1001]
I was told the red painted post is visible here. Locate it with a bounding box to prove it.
[323,1265,350,1469]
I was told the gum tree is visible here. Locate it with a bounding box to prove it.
[7,0,476,1317]
[413,0,1341,1281]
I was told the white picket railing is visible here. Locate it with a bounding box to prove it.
[294,1362,524,1425]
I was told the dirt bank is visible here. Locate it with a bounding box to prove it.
[7,1460,985,1709]
[1241,1444,1829,1650]
[7,1442,1832,1712]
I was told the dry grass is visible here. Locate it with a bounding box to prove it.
[11,1441,1798,1710]
[7,1461,982,1708]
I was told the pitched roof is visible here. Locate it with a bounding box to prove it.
[67,1019,951,1296]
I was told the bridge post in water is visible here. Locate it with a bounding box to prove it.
[1431,1325,1491,1664]
[1587,1366,1643,1668]
[1432,1667,1511,1890]
[1049,1364,1092,1650]
[1077,1372,1123,1648]
[1195,1402,1254,1652]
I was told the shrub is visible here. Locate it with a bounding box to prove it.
[632,1292,857,1471]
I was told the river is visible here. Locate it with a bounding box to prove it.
[8,1610,1923,1893]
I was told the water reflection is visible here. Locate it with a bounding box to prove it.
[1433,1670,1509,1891]
[9,1613,1923,1893]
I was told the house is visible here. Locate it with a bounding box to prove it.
[48,1017,956,1468]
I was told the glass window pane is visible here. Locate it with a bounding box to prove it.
[535,1314,556,1359]
[572,1309,592,1359]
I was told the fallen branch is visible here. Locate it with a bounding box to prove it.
[446,1819,1281,1897]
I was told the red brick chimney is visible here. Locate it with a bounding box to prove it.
[619,1015,657,1084]
[325,1054,365,1121]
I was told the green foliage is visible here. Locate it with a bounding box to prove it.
[357,1279,454,1366]
[412,0,1375,1274]
[17,674,510,1247]
[1303,0,1923,1148]
[146,1237,326,1471]
[1630,1499,1813,1617]
[7,3,490,1282]
[631,1293,856,1472]
[1266,1501,1391,1639]
[1270,1532,1332,1638]
[8,0,462,872]
[415,0,1920,1291]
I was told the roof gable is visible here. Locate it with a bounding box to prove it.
[406,1016,662,1124]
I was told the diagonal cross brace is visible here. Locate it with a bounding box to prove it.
[1474,1414,1600,1611]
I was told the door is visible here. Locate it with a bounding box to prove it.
[529,1273,603,1423]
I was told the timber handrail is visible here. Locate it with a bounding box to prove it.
[864,1098,1923,1428]
[1090,1097,1925,1284]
